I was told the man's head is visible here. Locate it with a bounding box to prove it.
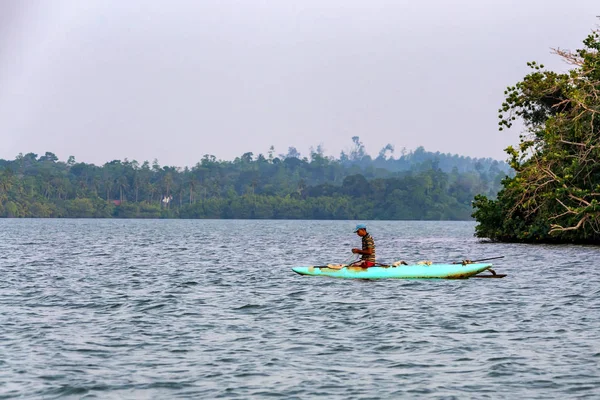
[354,224,367,237]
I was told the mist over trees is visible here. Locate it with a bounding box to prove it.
[0,140,510,219]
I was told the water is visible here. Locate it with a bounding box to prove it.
[1,219,599,399]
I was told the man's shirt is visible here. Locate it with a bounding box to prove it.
[361,233,376,262]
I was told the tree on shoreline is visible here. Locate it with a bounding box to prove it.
[473,27,600,243]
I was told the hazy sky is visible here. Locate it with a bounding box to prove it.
[0,1,598,166]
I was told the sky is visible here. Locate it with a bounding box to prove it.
[0,1,598,167]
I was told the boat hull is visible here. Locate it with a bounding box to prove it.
[292,263,492,279]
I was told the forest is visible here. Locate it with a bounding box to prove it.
[0,140,510,220]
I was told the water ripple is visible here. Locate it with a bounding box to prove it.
[0,219,599,399]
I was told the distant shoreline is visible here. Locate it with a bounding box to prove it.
[0,148,508,220]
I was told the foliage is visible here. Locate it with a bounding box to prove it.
[473,27,600,243]
[0,144,509,220]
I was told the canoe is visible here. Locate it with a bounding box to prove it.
[292,263,493,279]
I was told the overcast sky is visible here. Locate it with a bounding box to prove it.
[0,1,598,166]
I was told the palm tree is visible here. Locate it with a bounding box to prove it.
[118,176,128,203]
[44,181,53,199]
[162,173,173,208]
[52,177,67,200]
[179,185,184,208]
[103,177,113,201]
[188,176,197,204]
[147,182,156,203]
[163,172,173,197]
[133,172,141,202]
[76,177,87,198]
[91,176,100,197]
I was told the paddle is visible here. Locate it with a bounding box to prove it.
[310,254,359,269]
[312,264,348,269]
[312,261,391,269]
[453,256,504,265]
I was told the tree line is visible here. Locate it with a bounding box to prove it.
[0,143,510,219]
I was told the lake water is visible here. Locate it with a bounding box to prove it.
[1,219,599,399]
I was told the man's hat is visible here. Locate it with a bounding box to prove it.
[354,224,367,232]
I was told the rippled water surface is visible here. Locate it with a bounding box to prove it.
[1,219,599,399]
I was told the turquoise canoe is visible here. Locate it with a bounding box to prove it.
[292,263,493,279]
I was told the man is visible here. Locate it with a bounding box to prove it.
[351,224,376,267]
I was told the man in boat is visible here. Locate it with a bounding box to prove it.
[352,224,376,267]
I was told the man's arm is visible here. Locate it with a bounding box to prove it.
[352,248,373,255]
